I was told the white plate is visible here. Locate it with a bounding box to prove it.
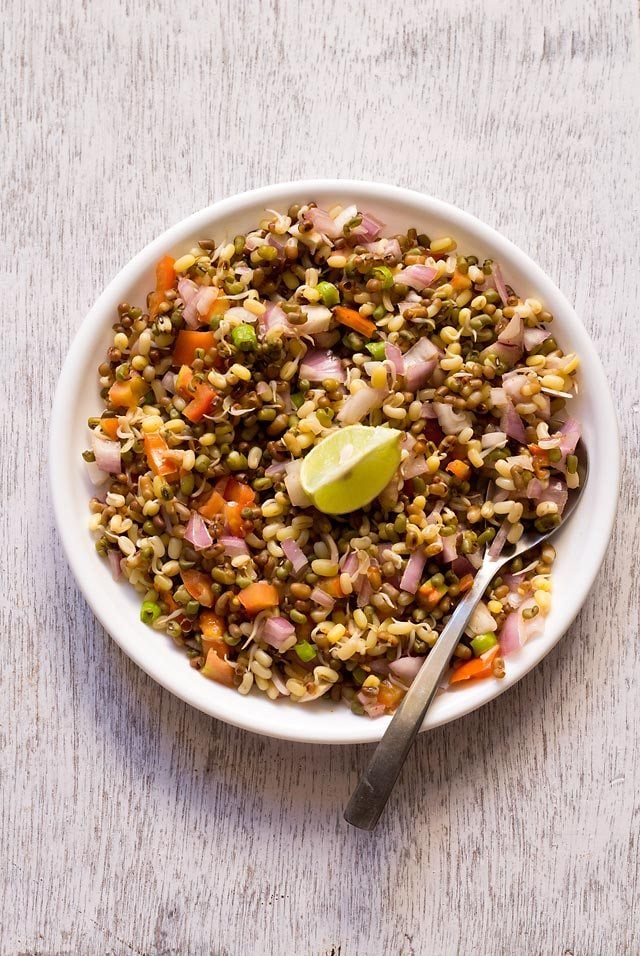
[50,180,620,744]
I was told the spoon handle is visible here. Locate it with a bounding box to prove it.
[344,560,498,830]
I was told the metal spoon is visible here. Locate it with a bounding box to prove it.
[344,443,588,830]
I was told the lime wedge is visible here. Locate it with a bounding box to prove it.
[300,424,402,514]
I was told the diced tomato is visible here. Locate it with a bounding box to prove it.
[451,270,472,291]
[238,582,279,615]
[201,648,235,686]
[377,681,405,711]
[225,479,256,509]
[181,569,214,608]
[183,384,216,423]
[198,491,226,520]
[224,502,244,536]
[417,583,447,610]
[148,255,177,319]
[172,330,217,367]
[449,645,500,684]
[199,611,228,659]
[143,433,177,477]
[108,376,147,409]
[446,460,471,481]
[175,365,194,398]
[100,417,120,440]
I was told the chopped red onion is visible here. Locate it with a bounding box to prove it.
[499,612,521,655]
[350,211,384,243]
[305,206,341,238]
[385,343,405,375]
[492,262,510,306]
[465,601,497,637]
[92,434,121,474]
[179,278,201,328]
[497,313,524,349]
[401,456,429,479]
[369,658,391,677]
[262,616,295,650]
[311,587,335,609]
[394,264,438,291]
[266,233,285,262]
[337,385,386,424]
[421,401,438,419]
[362,700,387,719]
[527,476,568,514]
[389,656,425,686]
[403,337,440,391]
[284,461,312,508]
[452,556,476,578]
[479,341,522,367]
[107,549,123,580]
[219,534,249,558]
[185,512,214,551]
[518,597,546,644]
[399,550,426,594]
[340,550,359,576]
[161,370,176,394]
[260,302,290,335]
[502,373,530,403]
[523,327,551,351]
[282,537,308,573]
[441,533,458,564]
[299,349,345,383]
[500,401,527,442]
[558,418,581,455]
[264,459,291,477]
[356,577,373,608]
[488,519,510,558]
[85,459,109,486]
[364,237,401,260]
[297,304,334,335]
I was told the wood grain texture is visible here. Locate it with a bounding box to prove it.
[1,0,639,953]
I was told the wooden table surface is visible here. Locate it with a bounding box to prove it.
[3,0,639,953]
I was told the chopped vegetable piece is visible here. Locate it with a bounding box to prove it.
[294,641,316,663]
[181,569,214,608]
[198,490,226,520]
[417,583,447,610]
[377,680,405,710]
[172,330,216,367]
[446,460,471,480]
[183,384,216,422]
[149,255,177,319]
[238,581,279,614]
[201,648,235,686]
[144,433,177,477]
[175,365,194,397]
[316,281,340,306]
[366,341,386,361]
[334,305,376,338]
[471,632,498,657]
[108,376,147,409]
[100,417,120,440]
[449,645,500,683]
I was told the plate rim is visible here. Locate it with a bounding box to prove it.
[49,179,620,744]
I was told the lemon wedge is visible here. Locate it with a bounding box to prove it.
[300,424,402,514]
